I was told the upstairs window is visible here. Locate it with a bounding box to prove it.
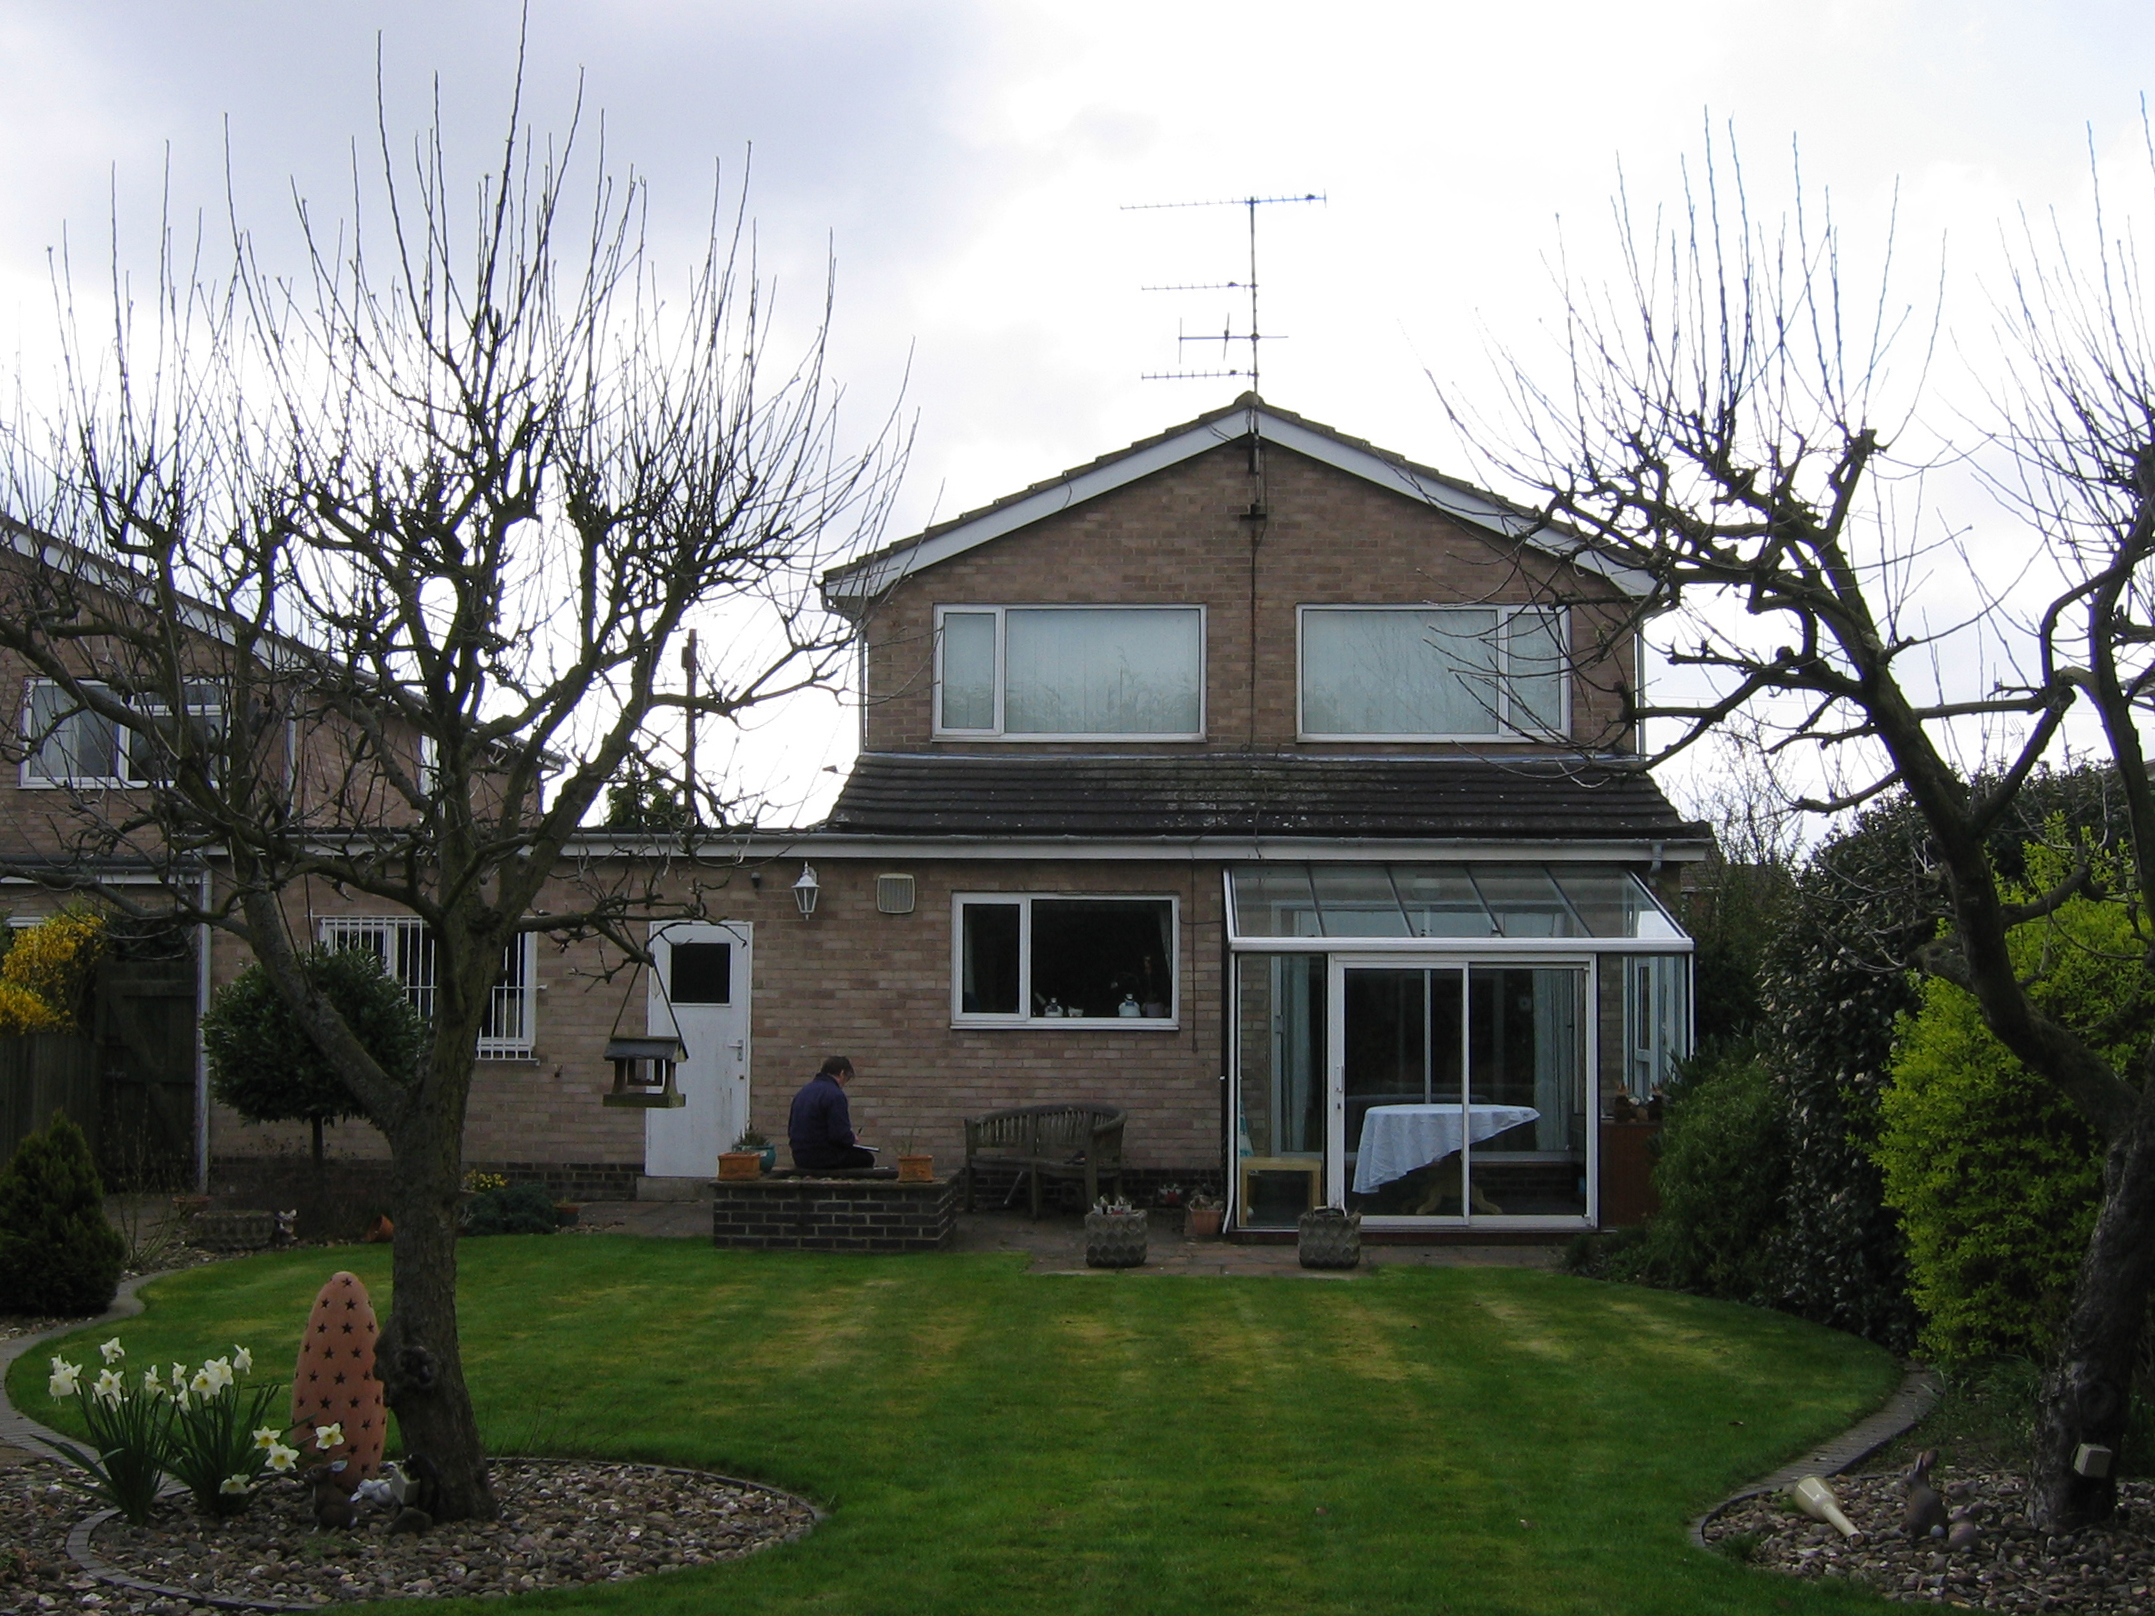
[22,680,224,787]
[319,915,537,1058]
[936,605,1204,739]
[1298,606,1567,739]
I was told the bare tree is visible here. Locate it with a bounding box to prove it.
[1451,133,2155,1528]
[0,82,902,1519]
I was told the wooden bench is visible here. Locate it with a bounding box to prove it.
[963,1104,1127,1217]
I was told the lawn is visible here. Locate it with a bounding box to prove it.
[13,1239,1906,1616]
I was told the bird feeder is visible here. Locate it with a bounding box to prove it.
[602,1035,688,1108]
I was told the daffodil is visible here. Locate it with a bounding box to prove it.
[171,1389,191,1413]
[313,1422,344,1451]
[266,1443,299,1474]
[219,1475,251,1496]
[91,1368,124,1404]
[169,1363,186,1391]
[98,1338,123,1364]
[143,1371,166,1397]
[232,1346,253,1374]
[47,1358,81,1399]
[190,1368,215,1397]
[201,1358,234,1394]
[252,1426,282,1451]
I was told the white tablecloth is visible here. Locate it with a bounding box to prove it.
[1352,1104,1541,1193]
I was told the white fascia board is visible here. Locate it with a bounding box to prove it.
[617,833,1711,864]
[822,406,1655,608]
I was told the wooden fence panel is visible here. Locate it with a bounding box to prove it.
[0,1032,102,1163]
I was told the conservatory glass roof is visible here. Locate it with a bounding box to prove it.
[1227,863,1687,942]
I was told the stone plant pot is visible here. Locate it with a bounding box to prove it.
[1298,1206,1362,1269]
[717,1151,763,1182]
[897,1153,935,1183]
[1187,1204,1224,1238]
[1084,1208,1149,1269]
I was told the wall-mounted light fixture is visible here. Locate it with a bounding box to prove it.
[793,863,821,918]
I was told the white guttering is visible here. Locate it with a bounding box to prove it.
[567,833,1712,864]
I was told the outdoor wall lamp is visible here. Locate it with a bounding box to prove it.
[793,863,820,918]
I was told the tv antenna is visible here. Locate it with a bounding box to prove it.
[1123,191,1324,394]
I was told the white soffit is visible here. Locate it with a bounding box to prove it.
[824,406,1654,606]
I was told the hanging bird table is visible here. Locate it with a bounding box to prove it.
[600,953,689,1109]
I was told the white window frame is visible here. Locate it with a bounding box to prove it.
[1295,604,1570,742]
[950,891,1181,1029]
[932,604,1207,741]
[20,679,225,788]
[318,916,537,1058]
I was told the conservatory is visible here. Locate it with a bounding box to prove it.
[1225,862,1693,1233]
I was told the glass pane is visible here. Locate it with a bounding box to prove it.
[669,942,733,1005]
[1390,865,1495,937]
[27,683,118,781]
[1471,864,1583,937]
[960,903,1021,1015]
[1004,608,1201,735]
[1234,954,1326,1230]
[1504,609,1566,734]
[1622,954,1691,1099]
[1548,866,1685,939]
[1344,968,1467,1216]
[1229,865,1322,938]
[1030,899,1173,1019]
[940,611,997,730]
[1301,608,1499,735]
[1308,865,1410,937]
[1467,966,1587,1217]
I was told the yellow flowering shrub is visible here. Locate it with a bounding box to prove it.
[0,981,72,1036]
[0,910,106,1031]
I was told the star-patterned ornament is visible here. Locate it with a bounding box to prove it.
[290,1271,386,1483]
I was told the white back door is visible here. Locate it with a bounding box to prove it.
[645,921,752,1178]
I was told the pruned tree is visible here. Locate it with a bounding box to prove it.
[1448,129,2155,1528]
[0,75,902,1518]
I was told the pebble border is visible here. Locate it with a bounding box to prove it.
[60,1457,826,1612]
[1688,1364,1943,1552]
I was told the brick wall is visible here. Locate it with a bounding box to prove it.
[710,1174,958,1251]
[860,440,1638,755]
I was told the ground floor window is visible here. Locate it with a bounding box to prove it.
[953,895,1176,1025]
[318,916,536,1057]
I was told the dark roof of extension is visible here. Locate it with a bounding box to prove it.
[821,752,1709,843]
[820,395,1654,611]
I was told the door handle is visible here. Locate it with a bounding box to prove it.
[729,1040,745,1058]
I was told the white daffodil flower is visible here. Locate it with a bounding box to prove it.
[252,1426,281,1450]
[190,1368,215,1397]
[143,1371,166,1397]
[98,1338,123,1364]
[47,1359,81,1399]
[203,1359,234,1394]
[314,1422,344,1451]
[266,1444,300,1474]
[219,1475,251,1495]
[91,1368,124,1404]
[169,1363,186,1390]
[171,1389,191,1413]
[232,1346,254,1374]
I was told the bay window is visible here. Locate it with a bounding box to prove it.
[936,605,1204,738]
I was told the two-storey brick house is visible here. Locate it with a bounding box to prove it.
[672,396,1711,1234]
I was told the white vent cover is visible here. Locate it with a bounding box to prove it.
[875,873,916,915]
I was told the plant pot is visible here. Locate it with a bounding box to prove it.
[897,1153,935,1183]
[1298,1206,1361,1269]
[1084,1208,1148,1269]
[553,1202,581,1228]
[717,1151,763,1182]
[1188,1205,1224,1238]
[759,1144,778,1173]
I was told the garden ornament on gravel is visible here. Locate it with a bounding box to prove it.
[1789,1475,1859,1538]
[1903,1448,1948,1539]
[292,1271,387,1486]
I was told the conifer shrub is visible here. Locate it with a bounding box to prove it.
[461,1182,561,1236]
[0,1113,126,1315]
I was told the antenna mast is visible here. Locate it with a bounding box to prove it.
[1122,192,1323,392]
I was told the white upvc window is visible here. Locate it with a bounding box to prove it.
[951,893,1179,1027]
[1297,605,1569,740]
[934,605,1205,740]
[21,680,225,787]
[319,916,537,1058]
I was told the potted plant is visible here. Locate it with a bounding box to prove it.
[1084,1195,1148,1268]
[732,1129,778,1174]
[896,1131,934,1183]
[717,1142,764,1181]
[1187,1190,1225,1238]
[1298,1205,1361,1269]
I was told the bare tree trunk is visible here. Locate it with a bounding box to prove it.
[2033,1095,2155,1529]
[376,1103,497,1522]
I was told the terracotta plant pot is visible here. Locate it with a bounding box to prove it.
[897,1153,934,1183]
[1187,1205,1224,1238]
[717,1151,763,1182]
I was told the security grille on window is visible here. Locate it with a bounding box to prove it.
[1298,606,1567,738]
[954,895,1176,1024]
[936,606,1204,738]
[22,680,225,786]
[319,916,536,1057]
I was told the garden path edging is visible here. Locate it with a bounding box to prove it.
[1687,1364,1942,1552]
[0,1269,167,1460]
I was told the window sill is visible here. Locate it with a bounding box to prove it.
[951,1018,1180,1032]
[932,732,1207,744]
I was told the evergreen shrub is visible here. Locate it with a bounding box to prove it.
[0,1113,126,1314]
[1630,1048,1791,1299]
[462,1182,561,1236]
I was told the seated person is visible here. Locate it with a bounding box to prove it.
[788,1055,877,1170]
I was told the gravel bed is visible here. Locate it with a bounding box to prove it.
[1705,1469,2155,1609]
[1,1456,816,1612]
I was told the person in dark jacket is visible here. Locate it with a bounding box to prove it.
[788,1055,876,1170]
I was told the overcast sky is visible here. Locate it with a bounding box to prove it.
[2,1,2151,824]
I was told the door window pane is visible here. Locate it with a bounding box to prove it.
[1234,954,1326,1229]
[1467,966,1587,1216]
[669,943,733,1005]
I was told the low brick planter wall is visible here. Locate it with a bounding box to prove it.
[711,1173,958,1252]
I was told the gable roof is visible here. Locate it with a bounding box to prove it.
[821,395,1652,614]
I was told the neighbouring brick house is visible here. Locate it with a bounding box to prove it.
[4,397,1710,1237]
